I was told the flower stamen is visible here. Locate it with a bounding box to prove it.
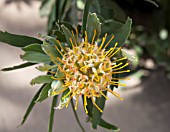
[74,96,79,110]
[69,38,75,49]
[71,30,78,46]
[99,91,108,100]
[112,57,127,63]
[105,87,124,100]
[99,33,107,50]
[112,63,129,71]
[112,70,130,74]
[109,47,121,58]
[62,90,71,100]
[84,95,88,113]
[91,29,96,44]
[103,35,114,49]
[54,45,64,56]
[91,97,103,112]
[56,40,67,53]
[51,76,65,80]
[48,30,130,113]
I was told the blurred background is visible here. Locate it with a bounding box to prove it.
[0,0,170,132]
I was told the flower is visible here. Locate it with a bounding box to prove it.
[48,29,130,113]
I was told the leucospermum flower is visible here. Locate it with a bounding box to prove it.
[47,29,130,113]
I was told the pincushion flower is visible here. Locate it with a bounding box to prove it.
[1,8,133,132]
[44,28,130,113]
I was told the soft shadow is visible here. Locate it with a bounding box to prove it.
[131,68,170,131]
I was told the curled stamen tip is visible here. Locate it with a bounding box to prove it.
[115,42,118,46]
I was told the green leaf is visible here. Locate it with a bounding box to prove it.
[84,97,93,117]
[30,75,53,85]
[121,49,138,62]
[52,30,67,42]
[36,64,56,72]
[144,0,158,7]
[83,96,118,131]
[90,0,101,14]
[86,12,101,43]
[104,17,132,48]
[47,2,56,33]
[55,70,65,78]
[48,80,64,96]
[58,0,67,19]
[22,43,45,53]
[61,25,75,48]
[40,0,56,17]
[55,89,70,109]
[101,19,123,36]
[1,62,36,71]
[38,33,60,46]
[57,21,76,33]
[41,41,62,58]
[92,91,107,129]
[59,0,71,21]
[20,51,50,63]
[0,30,42,47]
[36,83,52,102]
[48,95,58,132]
[99,118,119,131]
[95,0,126,22]
[71,99,85,132]
[82,0,91,34]
[18,85,44,126]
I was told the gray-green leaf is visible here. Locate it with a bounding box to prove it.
[101,19,123,36]
[36,83,52,102]
[1,62,36,71]
[92,91,107,129]
[41,41,61,59]
[54,89,70,109]
[86,12,101,43]
[48,80,64,96]
[104,17,132,48]
[48,96,58,132]
[36,64,56,72]
[22,43,44,53]
[20,51,50,63]
[31,75,53,85]
[18,85,44,126]
[0,30,42,47]
[144,0,158,7]
[99,118,119,131]
[61,25,75,48]
[82,0,91,33]
[121,49,138,62]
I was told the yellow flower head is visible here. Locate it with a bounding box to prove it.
[49,30,130,113]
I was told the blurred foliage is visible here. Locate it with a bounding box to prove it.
[112,0,170,71]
